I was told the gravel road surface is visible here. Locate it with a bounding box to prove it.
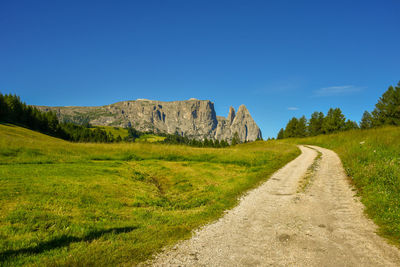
[148,145,400,266]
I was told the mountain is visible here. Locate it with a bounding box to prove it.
[36,99,262,142]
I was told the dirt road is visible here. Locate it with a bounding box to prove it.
[149,146,400,266]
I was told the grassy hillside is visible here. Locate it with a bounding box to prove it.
[90,125,129,139]
[287,126,400,246]
[135,134,166,143]
[91,126,166,142]
[0,124,299,266]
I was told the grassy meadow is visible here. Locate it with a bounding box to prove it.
[90,126,129,139]
[135,134,166,143]
[91,126,166,143]
[0,124,299,266]
[287,126,400,246]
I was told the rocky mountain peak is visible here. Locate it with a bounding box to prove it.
[234,105,249,120]
[230,104,262,142]
[227,106,235,125]
[237,104,249,113]
[36,99,262,143]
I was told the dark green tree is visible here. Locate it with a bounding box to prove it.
[214,139,221,148]
[277,128,284,139]
[125,127,141,142]
[295,116,308,137]
[0,94,7,121]
[371,82,400,126]
[308,111,325,136]
[7,94,23,122]
[323,108,346,134]
[220,140,229,147]
[360,111,373,129]
[344,119,359,131]
[203,138,210,147]
[47,111,59,133]
[283,117,299,138]
[231,132,240,145]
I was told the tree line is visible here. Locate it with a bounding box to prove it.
[0,93,115,143]
[277,81,400,139]
[359,81,400,129]
[162,133,230,148]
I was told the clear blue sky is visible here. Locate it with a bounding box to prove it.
[1,0,399,138]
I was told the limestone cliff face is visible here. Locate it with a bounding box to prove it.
[215,105,262,142]
[227,106,235,124]
[37,99,262,142]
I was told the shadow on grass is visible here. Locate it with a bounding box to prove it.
[0,226,138,262]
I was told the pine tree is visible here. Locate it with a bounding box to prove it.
[221,140,229,147]
[323,108,346,134]
[371,82,400,126]
[308,111,325,136]
[214,139,221,148]
[47,111,59,133]
[126,127,141,141]
[360,111,373,129]
[231,132,240,145]
[277,128,284,139]
[210,139,216,147]
[203,138,210,147]
[0,93,7,121]
[295,116,308,137]
[283,117,299,138]
[344,119,359,131]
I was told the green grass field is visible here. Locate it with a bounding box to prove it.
[91,125,166,143]
[0,124,299,266]
[135,134,166,143]
[90,125,129,139]
[287,126,400,246]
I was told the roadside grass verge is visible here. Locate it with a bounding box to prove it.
[0,124,300,266]
[286,126,400,246]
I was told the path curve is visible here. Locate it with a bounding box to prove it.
[148,145,400,266]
